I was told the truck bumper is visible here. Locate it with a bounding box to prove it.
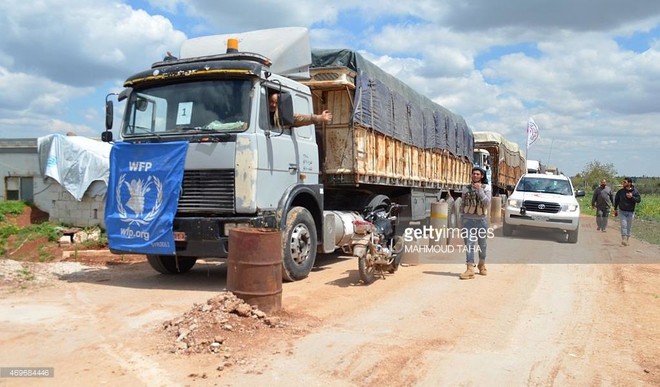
[173,214,276,258]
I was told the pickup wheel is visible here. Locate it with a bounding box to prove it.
[282,206,317,282]
[567,229,579,243]
[146,255,197,274]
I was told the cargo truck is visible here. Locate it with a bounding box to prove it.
[102,27,473,281]
[472,131,526,198]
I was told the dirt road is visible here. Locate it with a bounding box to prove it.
[1,220,658,386]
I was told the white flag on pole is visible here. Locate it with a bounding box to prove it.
[527,117,540,148]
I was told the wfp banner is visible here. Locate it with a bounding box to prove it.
[527,117,540,148]
[105,142,188,255]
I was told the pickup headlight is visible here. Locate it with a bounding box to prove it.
[508,198,522,208]
[561,204,579,212]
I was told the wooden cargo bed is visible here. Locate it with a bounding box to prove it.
[304,68,471,191]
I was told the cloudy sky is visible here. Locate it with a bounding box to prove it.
[1,0,659,177]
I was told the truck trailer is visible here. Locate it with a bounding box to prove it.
[102,27,473,281]
[472,131,526,197]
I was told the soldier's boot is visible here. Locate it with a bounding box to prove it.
[621,236,628,246]
[459,264,475,280]
[477,259,487,276]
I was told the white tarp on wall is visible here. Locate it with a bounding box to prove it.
[37,134,112,201]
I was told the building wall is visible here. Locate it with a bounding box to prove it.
[34,180,107,229]
[1,138,107,229]
[0,139,39,201]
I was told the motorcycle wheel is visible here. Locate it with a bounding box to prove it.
[358,253,376,284]
[387,263,399,274]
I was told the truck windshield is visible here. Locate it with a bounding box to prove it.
[121,79,252,137]
[516,177,572,195]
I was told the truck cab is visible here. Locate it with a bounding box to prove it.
[104,28,323,281]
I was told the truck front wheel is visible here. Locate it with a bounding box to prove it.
[146,255,197,274]
[282,206,317,282]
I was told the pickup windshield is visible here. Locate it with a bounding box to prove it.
[516,177,573,195]
[121,79,252,137]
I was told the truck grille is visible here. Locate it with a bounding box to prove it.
[523,200,560,214]
[177,169,234,213]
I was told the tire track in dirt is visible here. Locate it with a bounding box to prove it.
[64,285,177,386]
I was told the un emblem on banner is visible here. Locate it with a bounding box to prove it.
[116,174,164,226]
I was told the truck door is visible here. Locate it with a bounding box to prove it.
[255,87,299,209]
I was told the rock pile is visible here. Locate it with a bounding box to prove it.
[162,292,286,356]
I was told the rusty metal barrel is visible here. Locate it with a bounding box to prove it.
[227,228,282,313]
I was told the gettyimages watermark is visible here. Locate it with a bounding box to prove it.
[403,225,495,244]
[394,224,660,264]
[392,225,496,263]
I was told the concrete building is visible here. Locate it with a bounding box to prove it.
[0,137,108,228]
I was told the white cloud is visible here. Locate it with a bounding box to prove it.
[0,0,186,87]
[1,0,659,176]
[0,67,92,116]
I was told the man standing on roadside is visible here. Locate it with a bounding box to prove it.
[614,177,642,246]
[591,179,614,232]
[459,167,492,280]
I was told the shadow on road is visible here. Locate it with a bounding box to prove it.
[423,270,460,278]
[55,252,357,292]
[494,226,570,243]
[56,260,230,291]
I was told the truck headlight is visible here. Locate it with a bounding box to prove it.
[561,204,579,212]
[508,198,521,208]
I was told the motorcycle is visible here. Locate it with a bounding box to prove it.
[351,203,404,284]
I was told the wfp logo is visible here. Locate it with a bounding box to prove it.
[115,173,163,226]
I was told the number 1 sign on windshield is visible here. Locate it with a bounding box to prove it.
[176,102,193,125]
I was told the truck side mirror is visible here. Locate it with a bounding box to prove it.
[105,100,113,130]
[278,92,295,127]
[101,130,113,142]
[575,189,585,197]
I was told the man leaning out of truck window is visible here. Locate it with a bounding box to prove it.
[268,92,333,127]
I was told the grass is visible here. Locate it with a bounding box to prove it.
[0,201,62,256]
[578,193,660,245]
[1,200,109,259]
[17,267,35,281]
[0,201,26,220]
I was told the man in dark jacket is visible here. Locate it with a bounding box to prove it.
[591,179,614,232]
[614,177,642,246]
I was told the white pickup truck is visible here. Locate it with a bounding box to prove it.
[503,173,585,243]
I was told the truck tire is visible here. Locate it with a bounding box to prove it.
[146,255,197,274]
[445,197,455,228]
[446,197,462,245]
[567,228,579,243]
[282,206,317,282]
[452,197,463,229]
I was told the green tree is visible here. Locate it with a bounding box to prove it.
[577,160,618,191]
